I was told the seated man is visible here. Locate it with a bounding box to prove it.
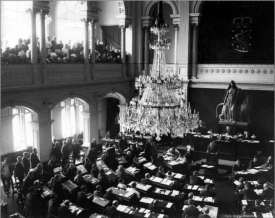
[51,174,63,200]
[94,185,104,198]
[117,178,127,190]
[176,152,187,164]
[156,166,165,178]
[198,207,211,218]
[47,193,59,217]
[207,141,218,154]
[32,163,43,180]
[59,200,72,218]
[22,171,35,194]
[190,171,204,186]
[48,155,58,174]
[65,163,77,181]
[232,159,245,173]
[118,135,128,153]
[248,156,261,169]
[76,185,88,208]
[264,198,274,212]
[125,151,134,167]
[261,183,274,200]
[263,156,274,169]
[200,184,215,197]
[126,182,140,199]
[103,188,115,202]
[74,170,84,186]
[182,199,200,218]
[167,147,180,159]
[140,173,152,185]
[184,192,194,205]
[243,183,258,200]
[115,165,127,179]
[247,199,266,213]
[105,200,119,217]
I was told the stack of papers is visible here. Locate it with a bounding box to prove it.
[247,169,259,174]
[166,202,173,208]
[148,165,157,170]
[117,205,128,212]
[254,189,263,195]
[164,190,171,195]
[205,178,213,183]
[196,205,203,212]
[242,200,248,205]
[193,196,203,201]
[172,190,179,196]
[187,185,192,189]
[144,213,150,218]
[139,208,146,213]
[144,162,152,167]
[105,171,112,175]
[140,197,154,204]
[153,177,163,183]
[192,185,199,190]
[174,173,182,179]
[155,188,161,193]
[158,214,164,218]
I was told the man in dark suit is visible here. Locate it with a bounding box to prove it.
[198,207,211,218]
[118,135,128,153]
[59,200,72,218]
[22,152,30,175]
[248,156,261,169]
[156,166,165,178]
[260,183,274,200]
[105,200,119,217]
[76,185,88,208]
[264,199,274,212]
[140,173,152,185]
[207,141,218,154]
[247,199,266,213]
[190,171,204,186]
[103,188,115,202]
[200,184,215,197]
[243,183,258,200]
[182,199,200,218]
[14,156,24,185]
[184,192,194,205]
[30,148,40,169]
[94,185,104,198]
[65,163,77,181]
[232,159,245,173]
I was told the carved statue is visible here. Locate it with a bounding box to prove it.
[239,95,252,123]
[216,80,240,122]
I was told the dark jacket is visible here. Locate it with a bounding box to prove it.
[14,162,24,179]
[190,175,204,186]
[198,214,211,218]
[140,178,152,185]
[247,205,266,213]
[23,157,30,174]
[261,188,274,200]
[232,164,245,172]
[30,153,40,169]
[93,190,103,198]
[105,205,118,217]
[65,167,77,181]
[182,205,200,218]
[243,189,258,200]
[156,171,166,179]
[58,205,72,218]
[200,190,215,197]
[248,160,261,169]
[76,191,87,208]
[103,193,115,202]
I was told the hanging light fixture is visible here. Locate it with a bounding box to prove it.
[119,1,199,141]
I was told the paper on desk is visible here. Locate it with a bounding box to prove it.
[144,213,150,218]
[144,209,150,213]
[164,190,171,195]
[198,188,203,191]
[124,192,133,198]
[187,185,192,189]
[262,213,273,218]
[117,205,128,212]
[242,200,248,205]
[254,189,263,195]
[144,162,152,167]
[192,185,198,190]
[139,208,146,213]
[196,205,203,212]
[182,205,188,210]
[198,176,205,180]
[234,181,241,186]
[153,177,163,183]
[172,190,179,195]
[166,202,173,208]
[174,174,182,179]
[155,188,161,193]
[158,214,164,218]
[105,171,111,175]
[140,197,154,204]
[260,202,265,206]
[148,165,157,170]
[193,196,202,201]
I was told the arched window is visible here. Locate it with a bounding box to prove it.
[56,1,86,44]
[1,1,41,49]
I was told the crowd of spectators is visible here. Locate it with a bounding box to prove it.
[1,37,125,64]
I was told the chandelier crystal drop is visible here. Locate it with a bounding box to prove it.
[119,1,199,141]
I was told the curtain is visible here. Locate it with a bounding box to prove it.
[101,26,121,50]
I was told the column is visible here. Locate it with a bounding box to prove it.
[121,26,126,64]
[38,120,54,162]
[40,10,46,63]
[174,25,179,65]
[144,26,150,74]
[30,10,37,63]
[82,112,90,147]
[190,13,201,79]
[30,122,39,148]
[1,116,14,155]
[191,24,198,79]
[51,107,63,139]
[89,20,96,64]
[82,19,89,64]
[90,111,99,142]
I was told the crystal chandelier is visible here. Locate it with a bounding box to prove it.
[119,1,199,141]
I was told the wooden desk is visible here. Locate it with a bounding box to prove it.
[60,201,85,216]
[110,187,135,202]
[89,213,110,218]
[139,197,176,214]
[183,184,215,197]
[96,160,119,182]
[92,196,110,208]
[62,180,78,194]
[182,204,219,218]
[190,195,218,207]
[165,172,186,183]
[116,204,169,218]
[152,188,185,204]
[149,176,175,190]
[76,165,88,176]
[138,157,147,165]
[83,174,100,186]
[41,186,52,199]
[143,162,158,175]
[128,181,153,195]
[241,199,270,207]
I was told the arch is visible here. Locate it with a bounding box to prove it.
[100,88,128,105]
[191,1,204,13]
[51,92,93,110]
[1,99,42,114]
[144,1,179,16]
